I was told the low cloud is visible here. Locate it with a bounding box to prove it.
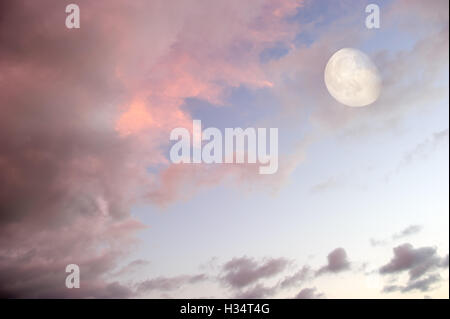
[402,275,442,293]
[380,243,448,294]
[370,238,389,247]
[392,225,423,240]
[379,243,444,281]
[316,248,350,276]
[234,284,278,299]
[221,256,289,289]
[294,287,324,299]
[370,225,423,247]
[383,274,442,293]
[280,266,311,289]
[137,274,207,294]
[441,254,449,268]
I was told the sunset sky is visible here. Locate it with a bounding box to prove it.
[0,0,448,298]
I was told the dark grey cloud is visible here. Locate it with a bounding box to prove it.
[221,257,289,289]
[441,254,449,268]
[382,274,441,294]
[0,0,151,298]
[379,243,444,281]
[234,284,278,299]
[382,285,401,293]
[94,282,135,299]
[379,243,448,295]
[402,274,441,293]
[370,238,388,247]
[294,287,324,299]
[370,225,423,247]
[137,274,207,293]
[392,225,423,240]
[0,253,135,299]
[316,248,350,276]
[280,266,311,289]
[220,257,317,298]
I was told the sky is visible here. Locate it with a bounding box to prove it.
[0,0,448,299]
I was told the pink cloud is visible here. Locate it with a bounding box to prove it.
[0,0,304,297]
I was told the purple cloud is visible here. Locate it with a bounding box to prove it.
[392,225,423,240]
[379,243,444,281]
[383,274,442,294]
[294,287,324,299]
[234,284,278,299]
[316,248,350,276]
[280,266,311,288]
[137,274,207,293]
[221,257,289,289]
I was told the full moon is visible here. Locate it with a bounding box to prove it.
[324,48,381,107]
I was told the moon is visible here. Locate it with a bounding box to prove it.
[324,48,381,107]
